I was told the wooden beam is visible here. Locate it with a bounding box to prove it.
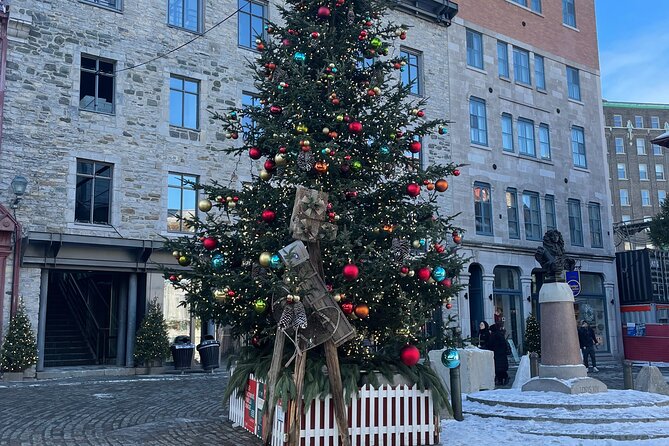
[262,329,286,446]
[287,351,308,446]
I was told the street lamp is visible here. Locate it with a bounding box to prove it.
[10,175,27,209]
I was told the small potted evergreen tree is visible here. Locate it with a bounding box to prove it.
[134,298,170,374]
[524,314,541,356]
[1,299,38,381]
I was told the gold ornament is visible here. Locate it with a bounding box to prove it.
[259,252,272,267]
[322,127,330,134]
[214,289,226,301]
[228,201,237,209]
[198,199,212,212]
[178,256,191,266]
[259,169,271,181]
[275,153,287,166]
[412,240,422,248]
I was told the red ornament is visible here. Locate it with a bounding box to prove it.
[256,43,265,51]
[453,169,460,176]
[416,110,425,118]
[400,266,409,274]
[446,303,453,310]
[282,38,291,47]
[264,159,276,171]
[251,336,262,347]
[279,146,287,153]
[441,278,452,288]
[343,264,359,281]
[406,183,421,197]
[202,237,218,251]
[317,6,331,18]
[311,31,320,39]
[399,32,407,40]
[400,345,420,367]
[270,105,282,115]
[261,209,276,223]
[249,147,262,160]
[409,141,421,153]
[416,267,431,281]
[341,301,354,315]
[169,275,178,282]
[348,121,363,134]
[452,233,462,244]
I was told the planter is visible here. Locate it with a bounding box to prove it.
[229,374,440,446]
[2,372,26,382]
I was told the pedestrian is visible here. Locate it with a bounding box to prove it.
[489,323,509,385]
[477,321,490,350]
[578,320,599,372]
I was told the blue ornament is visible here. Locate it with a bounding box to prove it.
[432,266,446,282]
[441,348,460,369]
[419,239,426,246]
[380,146,390,155]
[269,254,282,269]
[211,254,225,271]
[294,52,306,62]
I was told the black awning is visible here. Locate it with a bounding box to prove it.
[651,131,669,148]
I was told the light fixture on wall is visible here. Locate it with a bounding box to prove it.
[10,175,28,209]
[463,293,468,300]
[488,294,493,301]
[527,296,531,302]
[610,299,615,305]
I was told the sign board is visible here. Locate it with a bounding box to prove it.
[565,271,581,297]
[244,379,257,433]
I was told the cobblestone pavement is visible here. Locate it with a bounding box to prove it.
[0,372,263,446]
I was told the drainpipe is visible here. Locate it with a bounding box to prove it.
[0,2,9,153]
[10,221,20,316]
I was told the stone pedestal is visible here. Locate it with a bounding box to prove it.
[428,347,494,394]
[522,281,607,394]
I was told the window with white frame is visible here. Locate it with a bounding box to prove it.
[470,97,488,146]
[567,198,583,246]
[615,137,624,154]
[79,55,115,114]
[523,191,542,241]
[513,47,531,85]
[506,188,520,239]
[168,0,202,32]
[466,29,484,69]
[617,163,627,180]
[501,113,514,152]
[620,189,630,206]
[641,189,651,206]
[545,195,556,231]
[651,116,660,129]
[613,115,623,127]
[588,203,603,248]
[571,126,587,168]
[167,173,198,232]
[518,118,535,156]
[563,0,576,27]
[539,123,551,159]
[238,0,266,49]
[400,49,422,96]
[535,54,546,90]
[637,138,646,155]
[566,66,581,100]
[653,144,663,156]
[639,164,649,180]
[497,41,509,78]
[474,182,493,235]
[170,75,199,129]
[635,115,644,128]
[657,164,665,180]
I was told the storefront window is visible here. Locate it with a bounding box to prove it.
[493,266,524,354]
[574,273,608,352]
[163,280,202,361]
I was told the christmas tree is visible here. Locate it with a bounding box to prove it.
[165,0,464,405]
[0,299,38,373]
[134,298,171,365]
[524,314,541,356]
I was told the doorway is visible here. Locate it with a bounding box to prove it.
[468,263,484,337]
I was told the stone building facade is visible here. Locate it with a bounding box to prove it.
[603,101,669,251]
[0,0,621,370]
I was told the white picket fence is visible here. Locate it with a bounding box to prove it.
[229,374,440,446]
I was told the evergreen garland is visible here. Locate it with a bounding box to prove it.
[0,299,38,373]
[524,313,541,356]
[134,298,171,365]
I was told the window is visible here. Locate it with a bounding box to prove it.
[545,195,556,231]
[657,164,665,180]
[652,116,661,129]
[400,49,422,96]
[238,0,266,49]
[635,116,644,128]
[641,189,651,206]
[588,203,603,248]
[466,29,484,69]
[510,0,541,12]
[517,118,535,156]
[501,113,514,152]
[513,47,531,85]
[75,159,112,225]
[539,123,551,159]
[615,137,625,154]
[566,66,581,100]
[168,0,201,32]
[79,55,115,114]
[659,190,667,204]
[637,138,646,155]
[241,92,260,141]
[639,164,649,180]
[567,199,583,246]
[535,55,546,90]
[622,215,631,223]
[563,0,576,27]
[82,0,122,10]
[170,75,199,130]
[617,163,627,180]
[506,188,520,239]
[167,173,198,232]
[523,191,542,240]
[571,126,587,168]
[613,115,623,127]
[497,41,509,78]
[474,182,493,235]
[470,97,488,146]
[620,189,630,206]
[653,144,663,156]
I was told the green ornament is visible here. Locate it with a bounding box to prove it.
[254,299,268,314]
[178,256,191,267]
[352,160,362,171]
[370,37,382,48]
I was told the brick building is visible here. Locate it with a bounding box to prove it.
[603,101,669,251]
[0,0,621,371]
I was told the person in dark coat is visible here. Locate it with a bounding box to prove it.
[489,323,509,385]
[477,321,490,350]
[578,320,599,372]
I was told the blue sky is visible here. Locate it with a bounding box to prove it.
[596,0,669,103]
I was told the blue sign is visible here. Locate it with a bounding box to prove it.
[565,271,581,297]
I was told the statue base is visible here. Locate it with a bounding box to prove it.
[522,376,608,394]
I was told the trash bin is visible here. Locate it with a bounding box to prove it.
[197,335,220,371]
[171,335,195,371]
